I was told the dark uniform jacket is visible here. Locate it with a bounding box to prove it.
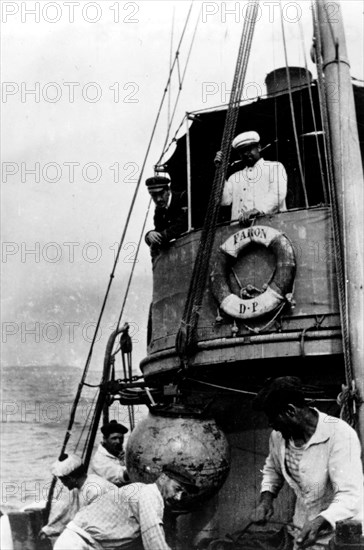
[145,191,188,247]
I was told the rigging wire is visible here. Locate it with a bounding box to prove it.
[271,12,280,175]
[109,4,201,389]
[75,389,98,454]
[74,1,202,470]
[187,377,336,402]
[110,200,151,432]
[160,2,325,164]
[44,6,198,521]
[81,391,103,462]
[158,114,187,161]
[116,198,152,330]
[80,203,152,439]
[176,0,260,362]
[279,1,308,207]
[56,1,195,454]
[310,5,334,208]
[157,3,202,166]
[120,347,135,430]
[160,1,194,100]
[167,6,175,139]
[188,378,257,396]
[298,17,328,203]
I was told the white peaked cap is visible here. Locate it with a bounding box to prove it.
[232,131,260,149]
[51,454,83,477]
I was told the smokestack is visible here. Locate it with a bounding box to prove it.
[265,67,312,96]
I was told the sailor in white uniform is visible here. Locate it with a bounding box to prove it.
[40,454,114,545]
[218,131,287,226]
[90,420,129,487]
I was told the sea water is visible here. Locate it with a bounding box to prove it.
[0,365,147,512]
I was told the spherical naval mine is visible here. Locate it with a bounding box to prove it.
[125,413,230,508]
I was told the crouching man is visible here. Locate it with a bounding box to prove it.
[54,464,198,550]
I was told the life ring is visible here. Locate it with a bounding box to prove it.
[210,225,296,320]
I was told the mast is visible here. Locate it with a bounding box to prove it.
[316,0,364,439]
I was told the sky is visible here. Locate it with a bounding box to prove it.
[1,0,363,370]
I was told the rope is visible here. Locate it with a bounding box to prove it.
[116,198,152,330]
[65,2,196,468]
[106,199,150,432]
[121,351,135,430]
[167,6,175,139]
[187,377,258,396]
[113,5,199,329]
[203,520,328,549]
[299,315,325,356]
[74,389,98,453]
[56,26,189,459]
[241,301,286,335]
[157,3,202,165]
[279,3,308,207]
[187,377,336,403]
[156,1,194,164]
[158,115,186,162]
[109,2,197,429]
[81,390,102,462]
[176,0,260,363]
[298,18,328,203]
[117,328,135,430]
[311,3,357,427]
[44,9,196,522]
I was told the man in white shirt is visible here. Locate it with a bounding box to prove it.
[53,464,199,550]
[250,376,363,549]
[90,420,129,486]
[218,131,287,225]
